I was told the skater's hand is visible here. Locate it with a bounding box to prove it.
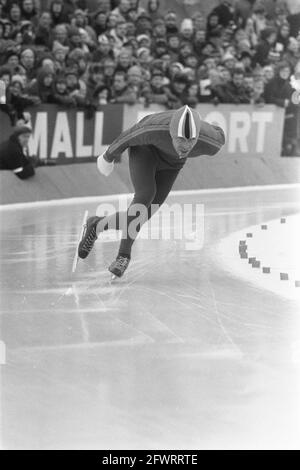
[97,152,114,176]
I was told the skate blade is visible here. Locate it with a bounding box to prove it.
[72,210,89,273]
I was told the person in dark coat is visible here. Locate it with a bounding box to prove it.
[253,27,277,66]
[213,68,251,103]
[0,126,35,179]
[209,0,234,28]
[264,61,297,155]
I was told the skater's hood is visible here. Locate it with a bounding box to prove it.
[169,105,201,140]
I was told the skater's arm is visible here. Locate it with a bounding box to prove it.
[104,119,154,162]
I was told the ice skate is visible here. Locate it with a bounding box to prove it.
[109,255,130,279]
[78,215,102,259]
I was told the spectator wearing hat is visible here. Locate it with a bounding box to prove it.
[165,11,178,35]
[136,34,152,50]
[110,70,137,104]
[251,3,267,37]
[18,20,36,45]
[222,50,237,70]
[49,0,69,26]
[135,12,153,36]
[53,24,69,47]
[67,47,89,79]
[93,34,114,62]
[71,9,97,44]
[146,70,168,105]
[153,38,168,58]
[127,64,149,103]
[209,0,234,28]
[20,48,37,82]
[52,41,69,72]
[152,18,167,39]
[0,125,35,179]
[5,50,20,72]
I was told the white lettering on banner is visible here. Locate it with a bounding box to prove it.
[28,112,47,159]
[76,112,92,157]
[204,111,228,138]
[50,112,73,159]
[252,112,273,152]
[229,112,251,153]
[93,111,104,155]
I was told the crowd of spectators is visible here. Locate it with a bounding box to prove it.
[0,0,299,154]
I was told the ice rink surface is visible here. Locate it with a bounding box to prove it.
[0,185,300,450]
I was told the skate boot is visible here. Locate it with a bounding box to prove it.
[78,216,102,259]
[109,255,130,278]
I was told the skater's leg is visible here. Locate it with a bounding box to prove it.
[117,168,180,257]
[146,169,180,220]
[96,146,157,243]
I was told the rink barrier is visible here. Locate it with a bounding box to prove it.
[1,155,300,205]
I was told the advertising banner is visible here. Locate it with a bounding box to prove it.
[0,103,285,162]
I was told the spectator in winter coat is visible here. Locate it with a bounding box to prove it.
[254,27,277,66]
[49,0,70,26]
[0,126,35,179]
[35,12,53,49]
[51,75,77,106]
[27,68,55,103]
[264,61,297,155]
[209,0,234,28]
[264,61,294,107]
[110,70,137,104]
[213,68,251,103]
